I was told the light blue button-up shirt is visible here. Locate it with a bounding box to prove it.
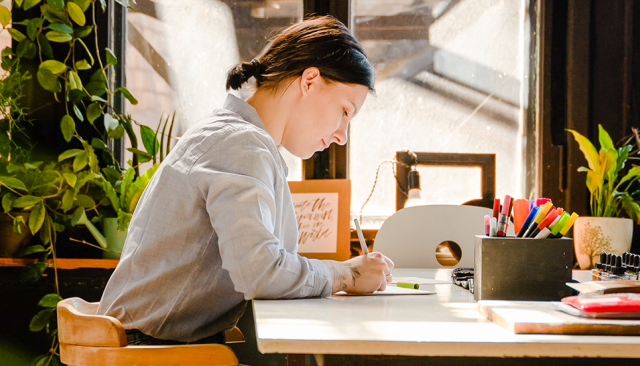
[97,94,332,342]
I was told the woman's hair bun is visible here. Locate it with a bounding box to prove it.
[226,58,264,90]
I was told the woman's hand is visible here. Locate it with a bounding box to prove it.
[323,252,394,294]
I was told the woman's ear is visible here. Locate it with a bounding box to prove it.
[300,67,321,95]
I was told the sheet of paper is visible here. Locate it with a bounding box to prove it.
[333,285,435,296]
[390,277,449,285]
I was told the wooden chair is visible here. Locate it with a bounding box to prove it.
[58,297,242,366]
[373,205,514,268]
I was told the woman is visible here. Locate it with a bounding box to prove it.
[97,15,394,346]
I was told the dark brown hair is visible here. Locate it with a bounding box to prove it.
[226,16,375,92]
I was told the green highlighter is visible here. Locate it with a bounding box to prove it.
[396,282,419,289]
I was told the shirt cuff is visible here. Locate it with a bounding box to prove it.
[308,259,333,298]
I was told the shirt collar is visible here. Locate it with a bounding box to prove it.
[223,94,268,132]
[222,94,289,177]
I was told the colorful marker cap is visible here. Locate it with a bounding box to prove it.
[549,212,570,235]
[534,201,553,223]
[559,212,579,236]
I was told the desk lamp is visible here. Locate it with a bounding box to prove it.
[404,168,426,208]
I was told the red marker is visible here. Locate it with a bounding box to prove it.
[528,208,559,238]
[492,198,501,220]
[496,195,511,237]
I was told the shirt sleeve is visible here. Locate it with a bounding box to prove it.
[188,128,332,300]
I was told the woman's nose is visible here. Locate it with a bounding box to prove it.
[332,122,349,145]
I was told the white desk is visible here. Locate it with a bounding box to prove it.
[253,269,640,359]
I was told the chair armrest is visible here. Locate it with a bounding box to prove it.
[224,326,245,344]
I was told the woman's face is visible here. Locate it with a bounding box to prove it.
[282,68,369,159]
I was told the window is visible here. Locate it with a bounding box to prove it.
[124,0,303,179]
[350,0,535,227]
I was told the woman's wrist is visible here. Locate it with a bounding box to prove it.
[322,260,362,294]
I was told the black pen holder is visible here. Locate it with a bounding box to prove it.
[473,235,574,301]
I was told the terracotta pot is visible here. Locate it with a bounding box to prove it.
[573,217,633,269]
[0,212,32,257]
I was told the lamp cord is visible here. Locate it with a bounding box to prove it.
[358,159,412,223]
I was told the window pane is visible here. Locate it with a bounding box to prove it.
[125,0,302,180]
[350,0,533,225]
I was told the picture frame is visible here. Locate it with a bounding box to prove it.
[288,179,351,261]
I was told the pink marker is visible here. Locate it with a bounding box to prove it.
[496,195,511,236]
[484,215,491,236]
[536,197,552,207]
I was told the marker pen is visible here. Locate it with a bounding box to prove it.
[397,282,419,289]
[534,212,562,239]
[490,217,497,237]
[492,198,501,220]
[536,197,552,207]
[521,201,553,238]
[555,212,579,239]
[548,212,570,238]
[484,215,491,236]
[496,195,511,237]
[557,207,564,216]
[512,199,530,234]
[527,208,558,238]
[516,206,539,237]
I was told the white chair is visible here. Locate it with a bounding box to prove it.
[373,205,513,268]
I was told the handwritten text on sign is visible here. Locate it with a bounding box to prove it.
[292,193,338,253]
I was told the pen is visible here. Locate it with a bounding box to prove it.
[512,198,530,234]
[484,215,491,236]
[553,212,579,239]
[517,206,539,237]
[496,195,511,237]
[397,282,419,289]
[522,201,553,238]
[548,212,570,237]
[527,208,558,238]
[534,212,562,239]
[490,217,497,237]
[354,218,369,255]
[492,198,501,220]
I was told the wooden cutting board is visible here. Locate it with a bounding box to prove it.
[478,300,640,335]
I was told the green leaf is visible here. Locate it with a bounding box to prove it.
[68,89,85,104]
[68,70,83,90]
[38,293,63,308]
[12,196,41,209]
[2,193,16,212]
[618,166,640,187]
[108,125,125,139]
[13,215,25,235]
[74,25,93,38]
[27,19,38,40]
[17,245,47,257]
[90,95,108,103]
[0,177,28,191]
[77,38,94,65]
[102,167,123,185]
[105,47,117,66]
[568,129,602,175]
[8,29,27,43]
[47,0,65,12]
[91,137,107,150]
[48,22,74,34]
[73,104,84,122]
[67,2,86,26]
[40,60,67,75]
[73,151,88,172]
[63,173,77,187]
[598,124,615,151]
[29,203,46,234]
[75,59,91,70]
[140,125,159,156]
[73,0,92,12]
[61,189,75,211]
[0,6,11,28]
[60,115,75,142]
[58,149,84,162]
[46,30,73,43]
[116,86,138,105]
[86,103,103,124]
[29,309,54,332]
[622,199,640,224]
[24,0,42,11]
[75,194,95,208]
[37,68,62,93]
[38,33,54,59]
[599,148,618,183]
[17,39,37,59]
[15,0,24,8]
[127,148,152,163]
[20,262,48,285]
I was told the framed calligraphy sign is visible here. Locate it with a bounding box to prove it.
[288,179,351,261]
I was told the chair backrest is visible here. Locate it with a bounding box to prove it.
[58,297,127,347]
[374,205,513,268]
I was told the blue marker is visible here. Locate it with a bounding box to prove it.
[517,206,539,237]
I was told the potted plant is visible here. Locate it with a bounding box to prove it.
[567,124,640,269]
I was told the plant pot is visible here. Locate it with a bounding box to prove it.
[573,217,633,269]
[102,218,127,260]
[0,212,32,257]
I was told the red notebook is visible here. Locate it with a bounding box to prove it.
[557,293,640,319]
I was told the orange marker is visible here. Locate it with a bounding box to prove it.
[512,199,530,234]
[492,198,500,220]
